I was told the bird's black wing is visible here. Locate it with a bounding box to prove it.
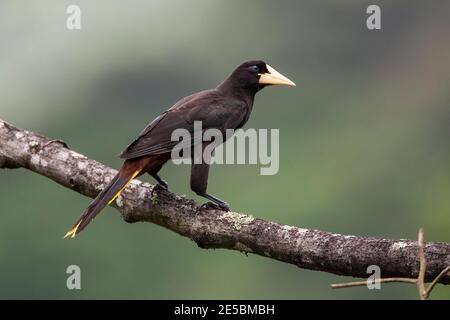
[119,89,247,160]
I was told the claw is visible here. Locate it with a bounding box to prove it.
[158,180,169,190]
[42,139,69,149]
[197,201,230,212]
[150,183,168,199]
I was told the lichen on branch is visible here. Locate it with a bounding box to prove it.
[1,118,450,285]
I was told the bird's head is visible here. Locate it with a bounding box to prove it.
[222,60,296,93]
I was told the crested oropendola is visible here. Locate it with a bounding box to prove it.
[65,60,295,238]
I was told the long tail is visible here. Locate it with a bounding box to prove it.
[64,166,142,238]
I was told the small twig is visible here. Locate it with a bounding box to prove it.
[417,228,427,300]
[331,277,417,289]
[331,227,450,299]
[425,266,450,298]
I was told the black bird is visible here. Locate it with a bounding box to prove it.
[65,60,295,238]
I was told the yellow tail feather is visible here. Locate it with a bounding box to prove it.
[64,220,82,239]
[64,169,141,239]
[107,170,141,205]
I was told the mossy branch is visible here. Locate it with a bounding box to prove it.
[1,118,450,288]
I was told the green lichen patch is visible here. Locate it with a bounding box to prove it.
[220,211,254,230]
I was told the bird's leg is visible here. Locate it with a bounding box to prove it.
[190,160,230,212]
[150,172,169,191]
[199,193,230,211]
[148,162,169,198]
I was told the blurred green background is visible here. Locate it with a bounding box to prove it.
[1,0,449,299]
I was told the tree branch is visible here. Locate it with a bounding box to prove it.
[331,228,449,299]
[1,118,450,284]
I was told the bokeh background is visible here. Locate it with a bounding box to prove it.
[1,0,449,299]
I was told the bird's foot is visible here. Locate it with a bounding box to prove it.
[150,182,169,199]
[198,201,230,212]
[42,139,69,149]
[157,179,169,190]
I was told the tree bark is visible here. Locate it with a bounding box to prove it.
[1,118,449,284]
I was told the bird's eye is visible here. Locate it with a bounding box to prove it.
[249,65,260,73]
